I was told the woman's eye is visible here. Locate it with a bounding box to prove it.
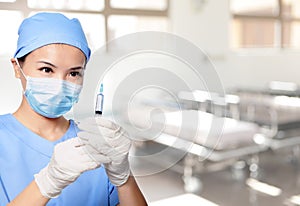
[70,71,81,77]
[39,67,53,73]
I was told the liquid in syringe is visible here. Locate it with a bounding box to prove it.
[95,83,104,115]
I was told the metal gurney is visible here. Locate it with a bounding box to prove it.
[127,106,267,192]
[234,88,300,151]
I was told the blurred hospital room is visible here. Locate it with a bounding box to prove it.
[3,0,300,205]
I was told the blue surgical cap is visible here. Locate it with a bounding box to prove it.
[14,12,91,62]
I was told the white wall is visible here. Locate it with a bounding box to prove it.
[0,56,22,114]
[170,0,300,90]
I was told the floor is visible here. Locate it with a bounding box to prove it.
[132,142,300,206]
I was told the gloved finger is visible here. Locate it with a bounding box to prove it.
[55,137,79,148]
[71,140,110,169]
[110,141,132,155]
[110,126,130,139]
[86,153,111,164]
[82,144,112,164]
[79,117,119,130]
[78,117,131,140]
[78,131,111,148]
[77,130,104,142]
[104,129,131,147]
[78,129,129,148]
[78,132,126,160]
[53,138,100,172]
[81,132,131,160]
[80,135,130,160]
[94,116,120,130]
[78,119,115,135]
[104,137,131,155]
[72,151,99,171]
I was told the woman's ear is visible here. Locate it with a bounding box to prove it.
[11,58,21,79]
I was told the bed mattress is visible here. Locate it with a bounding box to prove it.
[127,107,259,151]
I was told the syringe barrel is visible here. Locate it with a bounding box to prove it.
[95,93,104,115]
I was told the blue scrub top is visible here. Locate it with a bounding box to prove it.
[0,114,119,206]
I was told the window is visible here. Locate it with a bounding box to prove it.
[110,0,168,10]
[107,0,169,42]
[27,0,104,11]
[108,15,169,41]
[0,0,169,55]
[230,0,300,49]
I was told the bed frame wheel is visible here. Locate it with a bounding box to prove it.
[182,175,202,193]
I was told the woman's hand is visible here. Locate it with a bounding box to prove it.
[34,137,110,198]
[77,117,132,186]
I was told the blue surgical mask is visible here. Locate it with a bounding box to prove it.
[16,59,82,118]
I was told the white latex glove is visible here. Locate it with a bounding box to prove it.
[78,117,132,186]
[34,137,111,198]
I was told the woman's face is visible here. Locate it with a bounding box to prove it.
[15,44,86,87]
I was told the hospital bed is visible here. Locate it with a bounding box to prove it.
[233,88,300,150]
[181,86,300,152]
[126,100,268,193]
[123,83,300,194]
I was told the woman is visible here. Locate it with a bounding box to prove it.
[0,12,147,206]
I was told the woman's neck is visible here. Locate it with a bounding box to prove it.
[13,98,70,141]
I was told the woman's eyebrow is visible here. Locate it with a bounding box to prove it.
[37,60,57,68]
[70,66,84,70]
[37,61,84,70]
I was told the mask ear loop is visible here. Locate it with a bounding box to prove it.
[15,58,28,95]
[15,58,27,81]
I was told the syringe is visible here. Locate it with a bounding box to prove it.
[95,83,104,115]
